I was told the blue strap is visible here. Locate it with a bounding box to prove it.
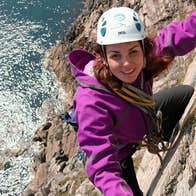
[76,150,85,161]
[64,107,78,130]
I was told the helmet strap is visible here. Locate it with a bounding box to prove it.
[141,39,146,68]
[101,45,109,68]
[143,56,146,68]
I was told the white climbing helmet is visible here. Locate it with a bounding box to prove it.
[97,7,145,45]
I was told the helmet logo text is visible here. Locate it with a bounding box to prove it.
[114,13,125,21]
[118,31,126,35]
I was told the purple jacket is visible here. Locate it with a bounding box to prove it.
[68,11,196,196]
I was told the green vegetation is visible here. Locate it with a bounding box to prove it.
[133,154,143,171]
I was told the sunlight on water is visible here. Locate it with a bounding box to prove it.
[0,16,60,195]
[0,91,33,150]
[0,0,83,194]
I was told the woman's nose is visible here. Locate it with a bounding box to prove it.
[121,56,131,67]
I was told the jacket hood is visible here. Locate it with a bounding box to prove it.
[68,49,108,90]
[68,49,95,72]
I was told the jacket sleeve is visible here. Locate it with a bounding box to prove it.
[155,10,196,56]
[74,88,134,196]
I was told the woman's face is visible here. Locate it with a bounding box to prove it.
[106,41,144,84]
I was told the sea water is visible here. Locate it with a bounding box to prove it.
[0,0,83,195]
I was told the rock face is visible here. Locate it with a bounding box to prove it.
[23,0,196,195]
[136,58,196,195]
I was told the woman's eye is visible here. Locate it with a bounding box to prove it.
[129,50,138,56]
[110,54,120,59]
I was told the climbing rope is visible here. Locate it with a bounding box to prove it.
[112,83,172,163]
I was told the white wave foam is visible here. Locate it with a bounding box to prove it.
[0,5,62,196]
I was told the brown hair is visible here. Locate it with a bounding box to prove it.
[93,37,174,90]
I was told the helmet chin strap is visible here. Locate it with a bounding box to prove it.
[101,45,109,68]
[141,39,146,68]
[143,56,146,68]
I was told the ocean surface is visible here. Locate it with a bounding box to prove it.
[0,0,83,195]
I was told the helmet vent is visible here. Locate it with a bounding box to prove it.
[101,28,106,37]
[133,16,138,21]
[135,23,141,31]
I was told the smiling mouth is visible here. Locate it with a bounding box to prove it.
[122,69,134,74]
